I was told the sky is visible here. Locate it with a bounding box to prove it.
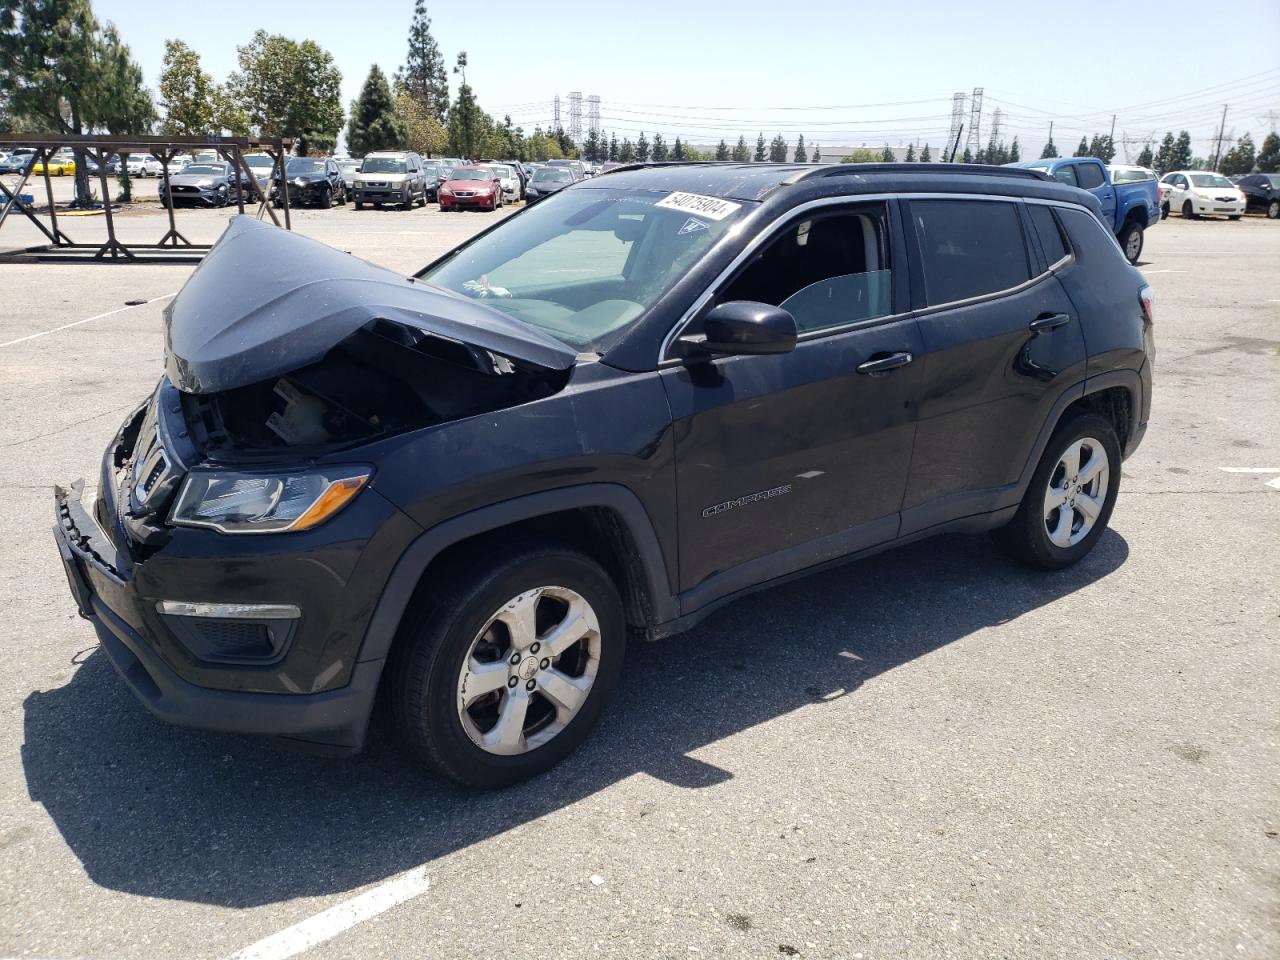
[94,0,1280,159]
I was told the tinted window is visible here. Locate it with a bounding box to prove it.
[1075,163,1104,189]
[1052,165,1079,187]
[1028,204,1069,266]
[910,200,1030,306]
[721,207,892,333]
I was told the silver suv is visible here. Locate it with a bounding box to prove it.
[353,151,428,210]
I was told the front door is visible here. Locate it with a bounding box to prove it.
[662,202,923,608]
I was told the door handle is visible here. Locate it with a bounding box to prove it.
[1029,313,1071,333]
[856,351,914,375]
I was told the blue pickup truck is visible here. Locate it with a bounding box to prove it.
[1008,156,1160,264]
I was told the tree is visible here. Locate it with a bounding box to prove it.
[732,135,750,162]
[920,144,931,162]
[651,132,668,161]
[812,143,822,162]
[904,143,915,162]
[609,133,618,161]
[1153,132,1175,174]
[1135,143,1154,168]
[754,133,766,162]
[157,40,215,135]
[794,134,808,163]
[1074,136,1090,157]
[715,139,729,161]
[880,144,895,162]
[635,132,650,162]
[392,89,447,156]
[1257,132,1280,173]
[769,134,788,162]
[962,147,974,164]
[840,148,880,163]
[1219,133,1256,176]
[1040,137,1058,159]
[618,138,635,162]
[446,52,482,157]
[398,0,449,123]
[1087,134,1115,163]
[1,0,155,204]
[228,31,343,154]
[1009,137,1020,162]
[1171,130,1193,171]
[672,136,685,160]
[346,65,406,156]
[582,127,601,161]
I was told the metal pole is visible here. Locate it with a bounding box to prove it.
[93,147,131,259]
[234,144,245,214]
[1212,105,1229,171]
[38,148,69,246]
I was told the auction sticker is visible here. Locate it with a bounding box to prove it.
[655,192,742,220]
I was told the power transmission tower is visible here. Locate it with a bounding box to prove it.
[947,92,966,157]
[964,87,984,156]
[989,106,1003,147]
[587,95,601,136]
[553,95,561,133]
[568,91,583,145]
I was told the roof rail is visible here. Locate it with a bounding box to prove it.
[782,162,1051,186]
[596,160,756,176]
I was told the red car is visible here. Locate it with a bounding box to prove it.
[438,165,504,211]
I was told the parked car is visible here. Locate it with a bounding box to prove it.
[523,165,574,203]
[0,149,35,174]
[545,158,587,181]
[352,151,429,209]
[482,163,521,202]
[83,155,122,176]
[420,161,445,201]
[273,156,347,208]
[1158,170,1246,220]
[438,165,504,211]
[337,158,362,196]
[126,154,164,178]
[53,162,1151,787]
[242,154,277,189]
[157,162,254,207]
[32,152,75,176]
[166,156,190,176]
[1236,173,1280,219]
[1008,156,1158,263]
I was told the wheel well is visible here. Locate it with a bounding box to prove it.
[404,507,657,635]
[1123,207,1148,228]
[1063,386,1132,450]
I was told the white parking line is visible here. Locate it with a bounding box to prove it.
[0,292,177,348]
[226,868,429,960]
[1218,467,1280,473]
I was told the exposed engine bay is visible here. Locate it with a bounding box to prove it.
[180,319,569,456]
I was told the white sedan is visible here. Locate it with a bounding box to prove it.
[483,163,521,202]
[125,154,165,177]
[1159,170,1246,220]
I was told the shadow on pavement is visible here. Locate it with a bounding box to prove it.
[22,530,1127,907]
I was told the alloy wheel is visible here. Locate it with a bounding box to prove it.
[1124,228,1142,262]
[1043,437,1109,548]
[455,586,601,756]
[1268,200,1279,219]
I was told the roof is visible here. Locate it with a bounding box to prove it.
[592,161,1061,203]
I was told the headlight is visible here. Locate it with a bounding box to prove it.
[293,177,306,186]
[170,468,370,534]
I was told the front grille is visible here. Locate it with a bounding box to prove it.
[454,190,475,197]
[364,181,387,188]
[170,185,200,193]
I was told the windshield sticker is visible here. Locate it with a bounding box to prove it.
[678,217,708,236]
[655,191,742,220]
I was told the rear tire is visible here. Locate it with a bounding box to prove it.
[1118,219,1143,263]
[389,547,626,789]
[1228,215,1241,221]
[992,412,1121,570]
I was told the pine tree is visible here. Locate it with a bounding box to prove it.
[609,133,619,162]
[754,133,766,162]
[904,143,915,162]
[1219,133,1256,176]
[157,40,216,135]
[399,0,449,123]
[715,139,729,161]
[1009,137,1020,162]
[1136,144,1154,168]
[672,136,685,160]
[962,147,974,164]
[769,135,788,162]
[732,135,750,162]
[618,138,635,162]
[794,134,808,162]
[1171,131,1193,171]
[636,132,650,162]
[651,133,668,161]
[582,128,601,162]
[1074,136,1090,157]
[1257,131,1280,173]
[446,53,480,158]
[347,65,407,156]
[1040,137,1058,159]
[812,144,822,162]
[881,144,895,162]
[920,144,931,162]
[1153,132,1176,173]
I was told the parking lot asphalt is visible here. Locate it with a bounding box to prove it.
[1,201,1277,960]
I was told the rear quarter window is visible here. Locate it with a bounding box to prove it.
[1075,163,1105,189]
[909,199,1030,306]
[1027,204,1070,266]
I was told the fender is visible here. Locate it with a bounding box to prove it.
[355,483,678,666]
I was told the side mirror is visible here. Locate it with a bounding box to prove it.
[679,301,798,358]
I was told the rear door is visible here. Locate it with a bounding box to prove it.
[662,201,923,606]
[900,197,1086,535]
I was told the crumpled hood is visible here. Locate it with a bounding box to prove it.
[164,216,577,393]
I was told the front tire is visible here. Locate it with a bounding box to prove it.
[319,185,332,209]
[992,412,1121,570]
[1160,202,1169,220]
[1268,199,1279,219]
[390,547,626,789]
[1182,200,1196,219]
[1118,220,1143,263]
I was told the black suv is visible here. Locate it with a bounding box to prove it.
[53,163,1153,788]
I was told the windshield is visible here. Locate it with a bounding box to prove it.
[245,156,274,169]
[1111,167,1153,183]
[338,161,361,173]
[421,187,749,352]
[1190,174,1233,188]
[287,158,324,174]
[183,165,225,176]
[1263,175,1280,188]
[486,165,513,178]
[361,158,406,174]
[449,168,492,181]
[534,169,573,184]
